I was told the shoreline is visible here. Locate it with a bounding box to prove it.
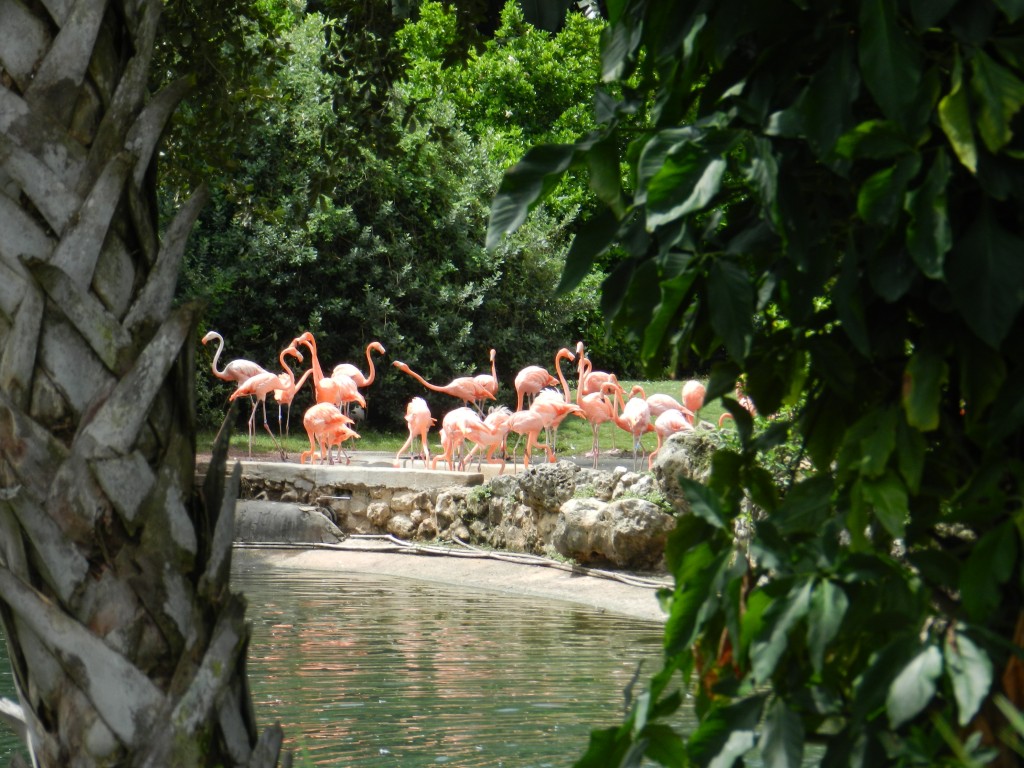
[233,542,670,623]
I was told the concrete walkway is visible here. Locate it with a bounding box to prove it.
[234,539,671,623]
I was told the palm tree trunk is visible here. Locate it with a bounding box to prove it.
[0,1,285,765]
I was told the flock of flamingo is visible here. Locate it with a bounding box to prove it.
[201,330,746,472]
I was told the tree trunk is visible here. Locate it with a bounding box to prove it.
[0,1,284,765]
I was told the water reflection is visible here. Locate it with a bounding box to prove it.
[234,563,676,766]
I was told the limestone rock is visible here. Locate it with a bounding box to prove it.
[519,460,580,515]
[235,500,344,544]
[552,497,673,570]
[652,428,725,512]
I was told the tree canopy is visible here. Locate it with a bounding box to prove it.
[490,1,1024,765]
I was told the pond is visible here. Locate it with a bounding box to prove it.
[0,559,678,766]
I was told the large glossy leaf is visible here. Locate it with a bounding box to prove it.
[859,0,922,124]
[750,579,813,683]
[687,695,765,768]
[760,697,805,768]
[772,475,835,536]
[807,579,849,675]
[969,49,1024,153]
[994,0,1024,21]
[558,208,621,294]
[909,0,959,29]
[857,471,908,539]
[944,629,993,727]
[961,521,1018,622]
[708,259,753,361]
[938,51,978,173]
[642,270,697,362]
[945,206,1024,348]
[904,149,951,279]
[902,349,949,431]
[644,146,727,229]
[886,644,943,728]
[857,156,921,227]
[486,143,582,250]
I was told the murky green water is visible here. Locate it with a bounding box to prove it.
[0,562,680,766]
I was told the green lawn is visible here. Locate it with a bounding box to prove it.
[200,379,728,460]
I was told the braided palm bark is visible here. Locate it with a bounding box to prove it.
[0,1,284,764]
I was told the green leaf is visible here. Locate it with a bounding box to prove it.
[644,146,727,229]
[586,137,626,215]
[772,475,835,536]
[751,580,813,683]
[969,49,1024,153]
[904,149,952,279]
[961,521,1018,622]
[642,271,697,363]
[944,630,993,727]
[910,0,959,29]
[938,50,978,173]
[487,143,581,250]
[945,205,1024,348]
[558,209,621,294]
[994,0,1024,22]
[857,154,920,227]
[886,644,943,728]
[857,472,908,539]
[836,119,916,160]
[680,477,726,529]
[807,580,849,675]
[708,259,754,361]
[760,697,805,768]
[642,722,686,765]
[859,0,922,124]
[687,696,765,768]
[902,349,949,431]
[894,418,926,494]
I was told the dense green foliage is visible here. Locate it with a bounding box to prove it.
[491,1,1024,765]
[167,0,643,430]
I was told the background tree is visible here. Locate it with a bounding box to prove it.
[491,1,1024,765]
[0,0,284,764]
[178,0,634,431]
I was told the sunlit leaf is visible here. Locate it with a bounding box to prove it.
[645,147,727,228]
[902,349,949,431]
[944,630,993,727]
[969,49,1024,153]
[887,644,943,728]
[688,696,765,767]
[938,51,978,173]
[751,580,813,683]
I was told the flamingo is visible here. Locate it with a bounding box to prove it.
[682,379,707,414]
[394,397,436,467]
[332,340,385,417]
[529,347,580,452]
[613,385,654,471]
[272,343,315,439]
[514,363,558,412]
[229,345,303,460]
[291,331,344,407]
[201,330,269,386]
[505,408,555,470]
[646,392,697,425]
[472,348,499,413]
[578,380,623,468]
[300,403,357,465]
[431,407,482,471]
[575,341,615,397]
[329,372,367,415]
[648,409,694,470]
[462,407,514,473]
[392,360,495,409]
[718,380,757,428]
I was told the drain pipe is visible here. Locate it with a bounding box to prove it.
[234,537,672,591]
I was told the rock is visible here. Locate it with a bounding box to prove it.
[235,500,344,544]
[366,501,392,529]
[519,460,580,515]
[387,513,416,539]
[552,497,673,570]
[652,429,725,512]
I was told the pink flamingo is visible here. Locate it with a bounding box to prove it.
[514,361,558,412]
[300,403,357,465]
[393,360,495,409]
[329,372,367,415]
[472,348,499,413]
[394,397,436,467]
[648,409,694,470]
[201,330,269,386]
[505,409,555,470]
[529,347,581,452]
[462,407,514,473]
[331,340,386,387]
[718,379,757,428]
[575,341,616,397]
[291,331,344,407]
[613,385,654,471]
[646,392,697,425]
[229,345,303,459]
[431,407,482,471]
[273,345,315,439]
[682,379,706,414]
[578,380,623,468]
